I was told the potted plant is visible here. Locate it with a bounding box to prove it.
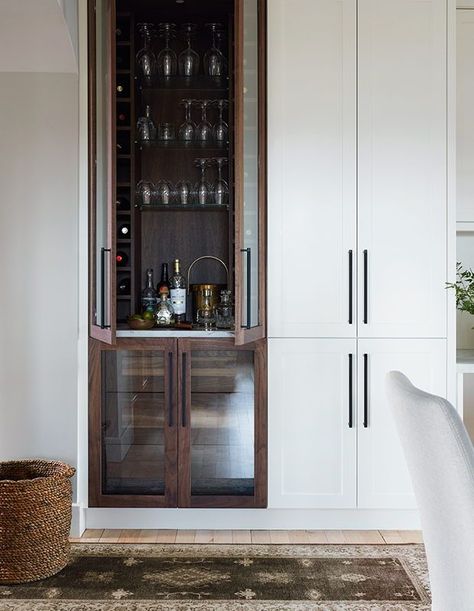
[446,262,474,323]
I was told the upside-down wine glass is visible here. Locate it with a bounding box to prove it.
[213,157,229,206]
[195,100,213,143]
[136,23,156,80]
[213,99,229,144]
[204,23,226,77]
[155,179,174,205]
[178,99,195,142]
[194,158,212,206]
[178,23,200,77]
[157,23,177,77]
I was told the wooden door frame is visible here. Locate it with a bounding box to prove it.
[177,338,267,508]
[89,338,178,508]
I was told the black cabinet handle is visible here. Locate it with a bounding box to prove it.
[168,352,173,427]
[100,247,111,329]
[363,249,368,324]
[363,353,368,428]
[348,250,353,324]
[348,353,353,428]
[181,352,187,427]
[240,248,251,329]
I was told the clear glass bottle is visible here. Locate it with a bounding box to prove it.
[169,258,186,322]
[137,105,156,141]
[141,268,158,313]
[155,293,175,326]
[197,288,216,330]
[216,289,234,329]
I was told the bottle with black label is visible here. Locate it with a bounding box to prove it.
[141,268,157,312]
[170,259,186,322]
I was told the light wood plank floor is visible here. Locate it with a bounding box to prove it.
[71,529,423,545]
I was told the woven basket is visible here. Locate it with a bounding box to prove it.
[0,460,75,584]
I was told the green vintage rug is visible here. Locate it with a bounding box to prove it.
[0,544,430,610]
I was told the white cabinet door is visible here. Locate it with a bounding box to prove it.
[268,339,357,508]
[358,339,446,509]
[358,0,447,338]
[267,0,356,338]
[457,9,474,224]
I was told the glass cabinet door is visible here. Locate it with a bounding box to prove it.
[89,340,177,507]
[89,0,116,343]
[234,0,267,344]
[178,340,266,507]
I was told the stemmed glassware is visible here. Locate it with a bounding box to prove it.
[213,158,229,206]
[157,23,177,77]
[194,158,212,205]
[136,23,156,80]
[155,179,174,205]
[175,180,192,205]
[204,23,226,77]
[195,100,213,143]
[213,99,229,144]
[178,23,200,77]
[178,99,195,142]
[136,105,156,141]
[136,180,154,206]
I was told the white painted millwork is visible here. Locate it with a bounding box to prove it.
[357,0,447,338]
[357,339,447,509]
[268,339,357,508]
[267,0,356,338]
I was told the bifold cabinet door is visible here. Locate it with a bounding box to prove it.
[357,339,446,509]
[358,0,447,338]
[267,0,356,338]
[268,339,357,508]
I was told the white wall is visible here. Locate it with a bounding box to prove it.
[0,72,79,497]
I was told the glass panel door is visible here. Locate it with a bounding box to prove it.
[234,0,266,344]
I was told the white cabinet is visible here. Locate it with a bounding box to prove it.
[268,339,357,508]
[457,9,474,224]
[357,339,447,509]
[267,0,356,338]
[357,0,447,338]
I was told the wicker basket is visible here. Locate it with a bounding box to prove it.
[0,460,75,584]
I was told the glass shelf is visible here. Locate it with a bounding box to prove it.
[138,75,229,93]
[138,203,229,211]
[136,140,229,151]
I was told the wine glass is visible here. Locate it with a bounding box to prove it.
[204,23,226,77]
[175,180,192,206]
[157,122,175,141]
[155,179,174,205]
[213,99,229,144]
[212,158,229,206]
[136,180,155,206]
[136,23,156,80]
[136,104,156,141]
[195,100,213,143]
[194,158,212,205]
[178,23,200,77]
[178,99,195,142]
[157,23,177,77]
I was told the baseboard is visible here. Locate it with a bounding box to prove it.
[71,503,86,537]
[85,508,421,531]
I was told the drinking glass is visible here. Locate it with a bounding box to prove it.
[204,23,226,77]
[157,122,175,141]
[136,180,155,206]
[178,99,195,142]
[155,179,174,205]
[175,180,192,206]
[194,158,212,205]
[136,104,156,141]
[213,99,229,144]
[157,23,177,77]
[213,157,229,206]
[136,23,156,79]
[195,100,213,143]
[178,23,200,77]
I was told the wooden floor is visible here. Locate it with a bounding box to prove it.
[71,529,423,545]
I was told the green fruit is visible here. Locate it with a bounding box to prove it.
[131,314,143,321]
[143,310,155,321]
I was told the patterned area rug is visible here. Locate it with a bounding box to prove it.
[0,544,430,610]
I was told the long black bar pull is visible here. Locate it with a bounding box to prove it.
[348,353,353,428]
[241,248,251,329]
[363,353,369,428]
[348,250,353,324]
[363,249,368,325]
[100,247,111,329]
[181,353,187,427]
[168,352,174,427]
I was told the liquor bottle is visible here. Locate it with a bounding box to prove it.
[117,277,131,295]
[116,251,129,267]
[169,258,186,322]
[118,222,131,238]
[116,196,130,210]
[141,268,157,312]
[155,293,175,327]
[157,263,170,298]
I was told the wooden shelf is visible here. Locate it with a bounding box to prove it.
[139,204,229,211]
[137,140,229,152]
[139,76,229,93]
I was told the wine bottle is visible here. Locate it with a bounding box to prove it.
[116,196,130,210]
[118,222,131,238]
[170,259,186,322]
[117,277,131,295]
[117,111,128,123]
[116,251,128,267]
[157,263,170,298]
[141,268,158,312]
